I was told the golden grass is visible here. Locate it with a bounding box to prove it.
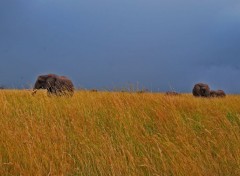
[0,90,240,175]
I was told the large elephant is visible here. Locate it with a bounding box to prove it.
[192,83,210,97]
[32,74,74,96]
[210,90,226,97]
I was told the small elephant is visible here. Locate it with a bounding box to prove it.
[192,83,210,97]
[210,90,226,97]
[165,91,180,96]
[32,74,74,96]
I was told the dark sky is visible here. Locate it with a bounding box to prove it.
[0,0,240,93]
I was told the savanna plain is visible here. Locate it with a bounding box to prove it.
[1,90,240,176]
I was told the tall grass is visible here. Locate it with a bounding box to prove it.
[0,90,240,175]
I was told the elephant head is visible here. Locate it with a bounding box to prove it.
[192,83,210,97]
[32,74,74,96]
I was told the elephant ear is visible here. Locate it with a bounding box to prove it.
[46,76,56,88]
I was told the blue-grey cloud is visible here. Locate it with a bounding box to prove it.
[0,0,240,93]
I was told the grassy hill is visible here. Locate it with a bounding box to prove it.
[1,90,240,175]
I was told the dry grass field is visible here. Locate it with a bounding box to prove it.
[0,90,240,175]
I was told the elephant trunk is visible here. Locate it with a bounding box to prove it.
[32,89,37,95]
[32,80,41,95]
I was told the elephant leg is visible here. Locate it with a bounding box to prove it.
[47,87,57,95]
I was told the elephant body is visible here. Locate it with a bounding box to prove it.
[210,90,226,97]
[192,83,210,97]
[33,74,74,96]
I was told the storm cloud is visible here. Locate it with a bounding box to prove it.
[0,0,240,93]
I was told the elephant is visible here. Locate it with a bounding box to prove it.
[210,90,226,97]
[165,91,180,96]
[32,74,74,96]
[192,83,210,97]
